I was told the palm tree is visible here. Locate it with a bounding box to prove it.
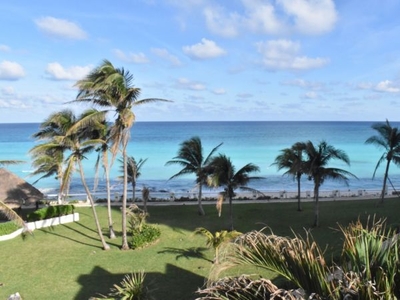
[74,59,170,250]
[301,140,356,227]
[33,109,110,250]
[119,156,147,202]
[273,142,305,211]
[93,121,116,239]
[207,154,262,231]
[194,227,242,264]
[166,136,223,216]
[365,120,400,204]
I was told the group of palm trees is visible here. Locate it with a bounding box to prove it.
[28,60,168,250]
[1,58,400,249]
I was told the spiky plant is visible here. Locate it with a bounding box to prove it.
[107,271,151,300]
[194,227,241,264]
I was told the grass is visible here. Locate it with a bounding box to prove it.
[1,197,400,299]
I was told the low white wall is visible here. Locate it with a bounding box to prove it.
[0,213,80,241]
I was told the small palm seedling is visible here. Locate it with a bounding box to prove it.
[194,227,242,264]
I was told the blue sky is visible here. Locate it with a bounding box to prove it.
[1,0,400,122]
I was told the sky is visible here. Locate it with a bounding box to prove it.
[1,0,400,123]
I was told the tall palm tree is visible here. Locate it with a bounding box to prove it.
[166,136,223,216]
[207,154,262,231]
[301,140,356,227]
[93,121,116,239]
[74,59,170,250]
[118,156,147,202]
[33,109,110,250]
[273,142,305,211]
[365,120,400,204]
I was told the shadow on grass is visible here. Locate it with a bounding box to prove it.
[38,223,120,249]
[76,264,206,300]
[158,246,212,262]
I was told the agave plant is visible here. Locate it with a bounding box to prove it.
[206,218,400,299]
[106,271,150,300]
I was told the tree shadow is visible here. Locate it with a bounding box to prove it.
[76,264,206,300]
[38,223,120,249]
[157,246,212,262]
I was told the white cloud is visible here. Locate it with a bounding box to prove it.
[200,0,337,36]
[45,62,92,81]
[213,88,226,95]
[242,0,285,34]
[0,61,25,80]
[282,78,324,90]
[114,49,150,64]
[151,48,182,66]
[35,17,87,40]
[301,91,319,99]
[278,0,337,34]
[183,38,226,60]
[175,77,206,90]
[1,86,15,95]
[203,6,240,38]
[375,80,400,93]
[0,45,10,52]
[256,39,329,71]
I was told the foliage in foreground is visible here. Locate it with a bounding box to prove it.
[0,221,21,236]
[26,204,75,222]
[127,204,161,249]
[94,271,152,300]
[203,217,400,299]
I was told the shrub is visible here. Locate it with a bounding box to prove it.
[0,221,21,236]
[130,224,161,249]
[27,205,75,222]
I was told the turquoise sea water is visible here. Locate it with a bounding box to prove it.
[1,121,400,197]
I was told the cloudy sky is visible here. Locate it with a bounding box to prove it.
[1,0,400,123]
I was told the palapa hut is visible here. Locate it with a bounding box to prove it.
[0,168,43,207]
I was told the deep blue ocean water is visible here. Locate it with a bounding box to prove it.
[1,121,400,197]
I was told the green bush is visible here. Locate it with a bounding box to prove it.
[27,205,75,222]
[130,224,161,249]
[0,221,21,236]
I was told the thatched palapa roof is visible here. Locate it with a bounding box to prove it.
[0,168,43,206]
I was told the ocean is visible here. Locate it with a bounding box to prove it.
[1,121,399,199]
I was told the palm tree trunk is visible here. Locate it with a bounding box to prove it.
[132,181,136,203]
[313,185,320,227]
[380,158,391,204]
[78,160,110,250]
[296,173,302,211]
[104,161,116,239]
[229,196,234,231]
[198,184,205,216]
[121,137,130,250]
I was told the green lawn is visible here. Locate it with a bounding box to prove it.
[1,198,399,300]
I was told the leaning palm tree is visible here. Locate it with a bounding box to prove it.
[74,59,170,250]
[166,136,223,216]
[118,156,147,202]
[365,120,400,204]
[207,154,262,231]
[301,140,356,227]
[273,142,305,211]
[34,109,110,250]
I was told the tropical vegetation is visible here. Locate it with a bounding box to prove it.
[206,154,262,230]
[365,119,400,204]
[74,59,169,250]
[166,136,222,216]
